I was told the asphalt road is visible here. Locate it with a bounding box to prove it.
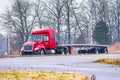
[0,54,120,80]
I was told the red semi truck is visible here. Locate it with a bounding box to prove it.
[21,28,108,55]
[21,28,69,55]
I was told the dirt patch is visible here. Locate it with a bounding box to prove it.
[71,49,78,55]
[0,53,20,58]
[108,42,120,53]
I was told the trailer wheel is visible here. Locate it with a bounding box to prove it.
[95,48,99,54]
[104,47,108,54]
[62,50,65,55]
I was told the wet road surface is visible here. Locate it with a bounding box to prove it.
[0,54,120,80]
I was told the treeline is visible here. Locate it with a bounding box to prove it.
[0,0,120,51]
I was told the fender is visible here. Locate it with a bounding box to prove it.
[33,44,45,52]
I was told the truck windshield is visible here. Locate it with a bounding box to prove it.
[28,35,43,41]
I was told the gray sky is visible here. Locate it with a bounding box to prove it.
[0,0,9,14]
[0,0,9,36]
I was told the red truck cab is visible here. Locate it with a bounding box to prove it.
[21,29,56,55]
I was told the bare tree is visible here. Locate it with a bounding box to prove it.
[71,0,87,44]
[34,0,45,28]
[1,0,36,44]
[116,0,120,41]
[43,0,65,44]
[64,0,73,44]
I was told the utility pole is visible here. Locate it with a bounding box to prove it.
[90,25,93,44]
[7,35,10,55]
[89,19,93,44]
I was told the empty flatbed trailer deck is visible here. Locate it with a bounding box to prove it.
[57,44,108,54]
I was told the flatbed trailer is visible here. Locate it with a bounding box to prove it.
[56,44,108,54]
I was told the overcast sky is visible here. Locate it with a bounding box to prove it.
[0,0,9,35]
[0,0,9,14]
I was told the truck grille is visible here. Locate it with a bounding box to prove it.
[24,45,33,51]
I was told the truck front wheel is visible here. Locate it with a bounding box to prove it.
[35,49,45,55]
[40,49,45,55]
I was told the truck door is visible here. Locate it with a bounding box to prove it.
[43,35,49,48]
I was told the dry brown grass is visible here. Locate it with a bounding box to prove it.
[0,54,20,58]
[94,58,120,66]
[0,70,90,80]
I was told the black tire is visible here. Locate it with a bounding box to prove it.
[40,49,45,55]
[104,47,108,54]
[21,52,25,55]
[34,50,40,55]
[34,49,45,55]
[62,50,65,55]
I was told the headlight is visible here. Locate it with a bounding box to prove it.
[34,47,39,51]
[21,47,24,51]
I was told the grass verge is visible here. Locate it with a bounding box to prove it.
[0,70,90,80]
[94,58,120,66]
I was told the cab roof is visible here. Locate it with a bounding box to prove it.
[31,28,55,35]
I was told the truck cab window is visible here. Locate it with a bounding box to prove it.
[28,35,43,41]
[44,36,49,41]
